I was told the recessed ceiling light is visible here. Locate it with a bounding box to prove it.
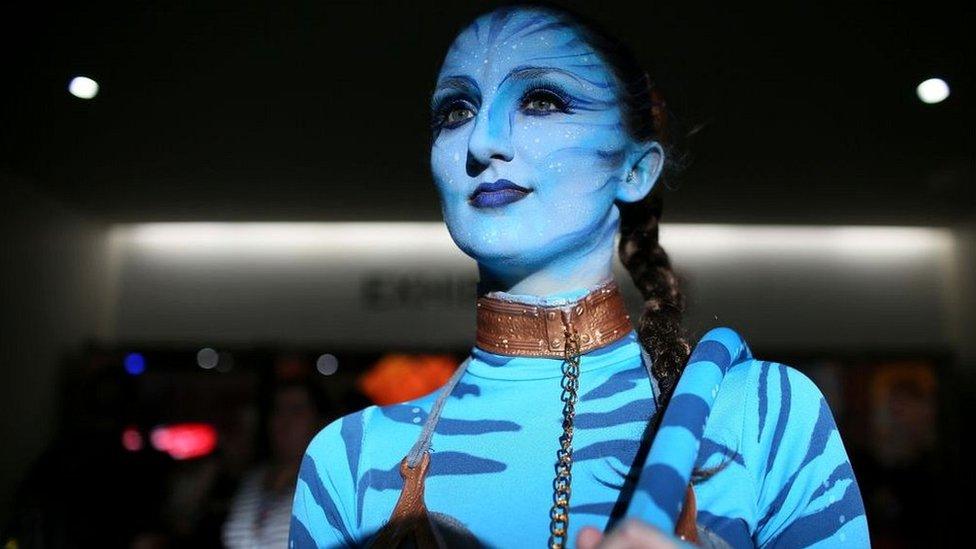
[916,78,949,105]
[68,76,99,99]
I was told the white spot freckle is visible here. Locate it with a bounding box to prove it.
[412,407,421,413]
[412,416,421,423]
[839,514,845,523]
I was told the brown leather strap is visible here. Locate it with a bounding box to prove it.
[475,279,633,358]
[365,452,445,549]
[676,484,700,544]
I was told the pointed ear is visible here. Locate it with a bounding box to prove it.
[615,141,664,203]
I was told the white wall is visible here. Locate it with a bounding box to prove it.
[108,222,958,354]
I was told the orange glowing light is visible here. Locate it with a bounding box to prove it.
[357,354,457,405]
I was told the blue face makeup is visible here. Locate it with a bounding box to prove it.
[430,7,662,295]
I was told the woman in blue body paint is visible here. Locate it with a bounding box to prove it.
[290,3,870,548]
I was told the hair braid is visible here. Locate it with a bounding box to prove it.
[618,189,691,411]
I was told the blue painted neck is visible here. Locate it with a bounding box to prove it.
[478,275,615,307]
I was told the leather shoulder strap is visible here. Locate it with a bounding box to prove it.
[365,452,445,549]
[675,484,699,544]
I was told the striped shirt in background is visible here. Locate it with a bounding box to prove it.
[223,466,294,548]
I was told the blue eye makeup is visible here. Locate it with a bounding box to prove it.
[517,77,576,116]
[430,82,578,134]
[430,95,479,132]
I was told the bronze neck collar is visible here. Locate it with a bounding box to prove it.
[475,279,633,358]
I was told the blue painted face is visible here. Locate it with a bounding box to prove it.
[430,7,663,290]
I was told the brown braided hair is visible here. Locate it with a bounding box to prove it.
[616,83,691,410]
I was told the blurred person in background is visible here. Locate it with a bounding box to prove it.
[222,379,331,548]
[155,381,260,547]
[854,365,939,547]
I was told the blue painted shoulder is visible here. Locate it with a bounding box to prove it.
[730,359,870,547]
[293,408,370,548]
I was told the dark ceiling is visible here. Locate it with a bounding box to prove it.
[1,1,972,225]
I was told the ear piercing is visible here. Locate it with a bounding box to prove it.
[626,170,636,182]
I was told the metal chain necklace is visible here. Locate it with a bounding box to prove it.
[548,315,583,549]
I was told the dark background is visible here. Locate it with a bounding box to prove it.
[1,1,972,547]
[3,1,972,224]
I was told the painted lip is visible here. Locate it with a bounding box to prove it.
[468,179,532,208]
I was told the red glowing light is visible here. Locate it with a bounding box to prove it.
[150,423,218,460]
[121,426,143,452]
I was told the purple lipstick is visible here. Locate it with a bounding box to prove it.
[468,179,532,208]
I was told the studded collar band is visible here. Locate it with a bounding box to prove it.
[475,279,634,358]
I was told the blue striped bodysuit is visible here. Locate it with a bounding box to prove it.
[290,288,870,548]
